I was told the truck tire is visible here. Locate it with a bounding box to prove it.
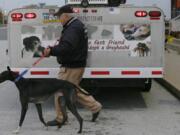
[142,78,152,92]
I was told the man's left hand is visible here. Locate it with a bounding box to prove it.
[43,48,51,57]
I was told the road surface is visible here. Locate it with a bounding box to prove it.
[0,80,179,135]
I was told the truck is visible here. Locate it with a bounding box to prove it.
[7,0,165,93]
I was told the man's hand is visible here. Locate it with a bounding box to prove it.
[43,48,51,57]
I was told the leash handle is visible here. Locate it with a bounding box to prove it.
[32,39,59,66]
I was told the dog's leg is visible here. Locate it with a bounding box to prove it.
[35,104,47,128]
[67,101,83,134]
[57,96,68,129]
[143,51,145,57]
[12,126,21,134]
[13,102,28,134]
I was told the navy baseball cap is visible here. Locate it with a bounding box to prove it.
[54,5,73,16]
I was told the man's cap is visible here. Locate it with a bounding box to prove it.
[54,5,73,16]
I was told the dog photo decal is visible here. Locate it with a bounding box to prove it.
[21,34,45,58]
[120,24,150,40]
[132,42,151,57]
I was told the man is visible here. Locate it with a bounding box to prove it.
[43,5,102,126]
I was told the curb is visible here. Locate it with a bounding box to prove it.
[155,79,180,100]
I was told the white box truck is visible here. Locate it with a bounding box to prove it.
[7,0,165,92]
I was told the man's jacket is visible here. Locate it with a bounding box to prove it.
[50,17,88,68]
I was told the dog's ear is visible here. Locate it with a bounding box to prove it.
[7,66,11,72]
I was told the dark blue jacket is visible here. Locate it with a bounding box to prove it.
[50,17,88,68]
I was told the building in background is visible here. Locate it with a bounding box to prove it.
[0,8,7,25]
[172,0,180,18]
[0,9,3,24]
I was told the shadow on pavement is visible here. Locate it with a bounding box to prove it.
[44,87,147,110]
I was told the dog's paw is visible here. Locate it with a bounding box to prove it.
[12,127,20,134]
[44,125,48,131]
[12,130,20,134]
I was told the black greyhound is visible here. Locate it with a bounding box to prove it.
[0,67,90,134]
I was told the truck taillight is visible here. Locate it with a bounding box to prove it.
[73,8,80,13]
[135,11,147,17]
[83,9,97,13]
[149,11,161,17]
[91,9,97,13]
[83,9,88,13]
[24,13,37,19]
[11,13,23,21]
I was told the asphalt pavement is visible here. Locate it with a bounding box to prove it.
[0,80,180,135]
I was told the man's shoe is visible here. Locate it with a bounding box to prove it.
[92,111,100,122]
[47,119,61,126]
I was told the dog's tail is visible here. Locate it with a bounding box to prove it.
[74,85,91,96]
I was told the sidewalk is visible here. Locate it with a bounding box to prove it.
[164,47,180,91]
[158,46,180,99]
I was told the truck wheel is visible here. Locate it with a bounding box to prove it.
[142,78,152,92]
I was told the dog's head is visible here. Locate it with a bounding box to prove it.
[121,24,135,34]
[131,26,150,38]
[134,43,149,52]
[137,43,144,48]
[23,36,41,52]
[0,66,19,83]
